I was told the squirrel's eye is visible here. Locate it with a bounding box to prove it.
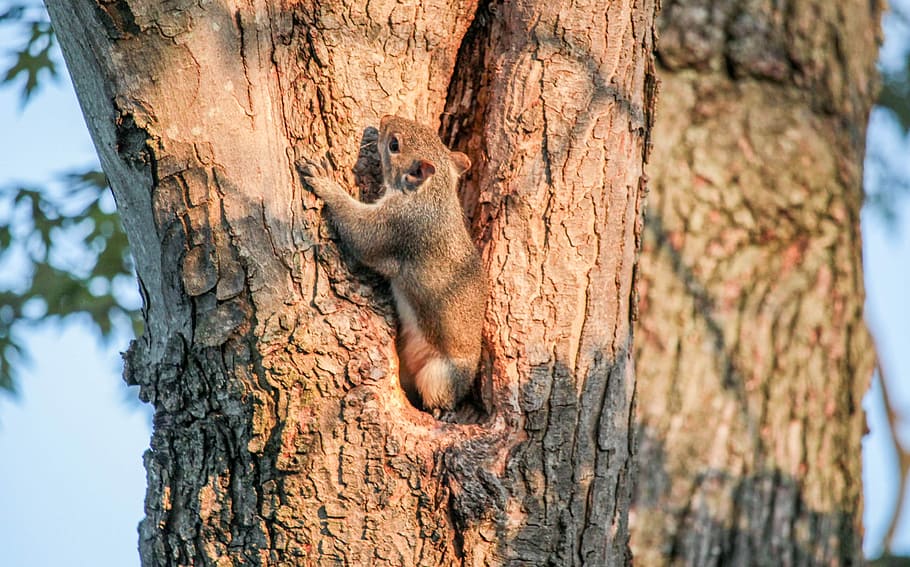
[388,136,400,154]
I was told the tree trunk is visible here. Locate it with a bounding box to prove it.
[631,1,880,565]
[46,1,657,564]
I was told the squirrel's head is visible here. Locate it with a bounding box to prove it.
[378,115,471,193]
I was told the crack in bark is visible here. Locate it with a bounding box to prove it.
[95,0,141,38]
[233,10,255,119]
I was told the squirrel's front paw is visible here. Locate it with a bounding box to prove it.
[298,156,329,178]
[297,157,338,200]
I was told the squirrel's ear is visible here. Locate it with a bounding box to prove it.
[450,151,471,175]
[403,159,436,189]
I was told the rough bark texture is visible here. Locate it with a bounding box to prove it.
[631,1,881,565]
[46,0,656,565]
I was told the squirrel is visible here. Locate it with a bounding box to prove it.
[300,115,486,418]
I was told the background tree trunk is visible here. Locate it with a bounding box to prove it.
[46,0,656,564]
[631,1,881,565]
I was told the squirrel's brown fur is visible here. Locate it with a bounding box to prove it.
[301,115,485,417]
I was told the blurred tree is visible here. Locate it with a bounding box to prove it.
[630,0,883,564]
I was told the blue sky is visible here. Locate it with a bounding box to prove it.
[0,5,909,566]
[863,112,910,554]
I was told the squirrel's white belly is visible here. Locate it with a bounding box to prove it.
[391,282,451,408]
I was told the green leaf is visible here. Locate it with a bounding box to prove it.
[0,167,139,395]
[1,18,57,104]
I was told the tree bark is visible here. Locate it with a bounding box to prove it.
[46,1,656,565]
[631,1,881,565]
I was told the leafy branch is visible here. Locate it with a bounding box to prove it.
[0,2,140,394]
[1,2,57,103]
[0,170,140,392]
